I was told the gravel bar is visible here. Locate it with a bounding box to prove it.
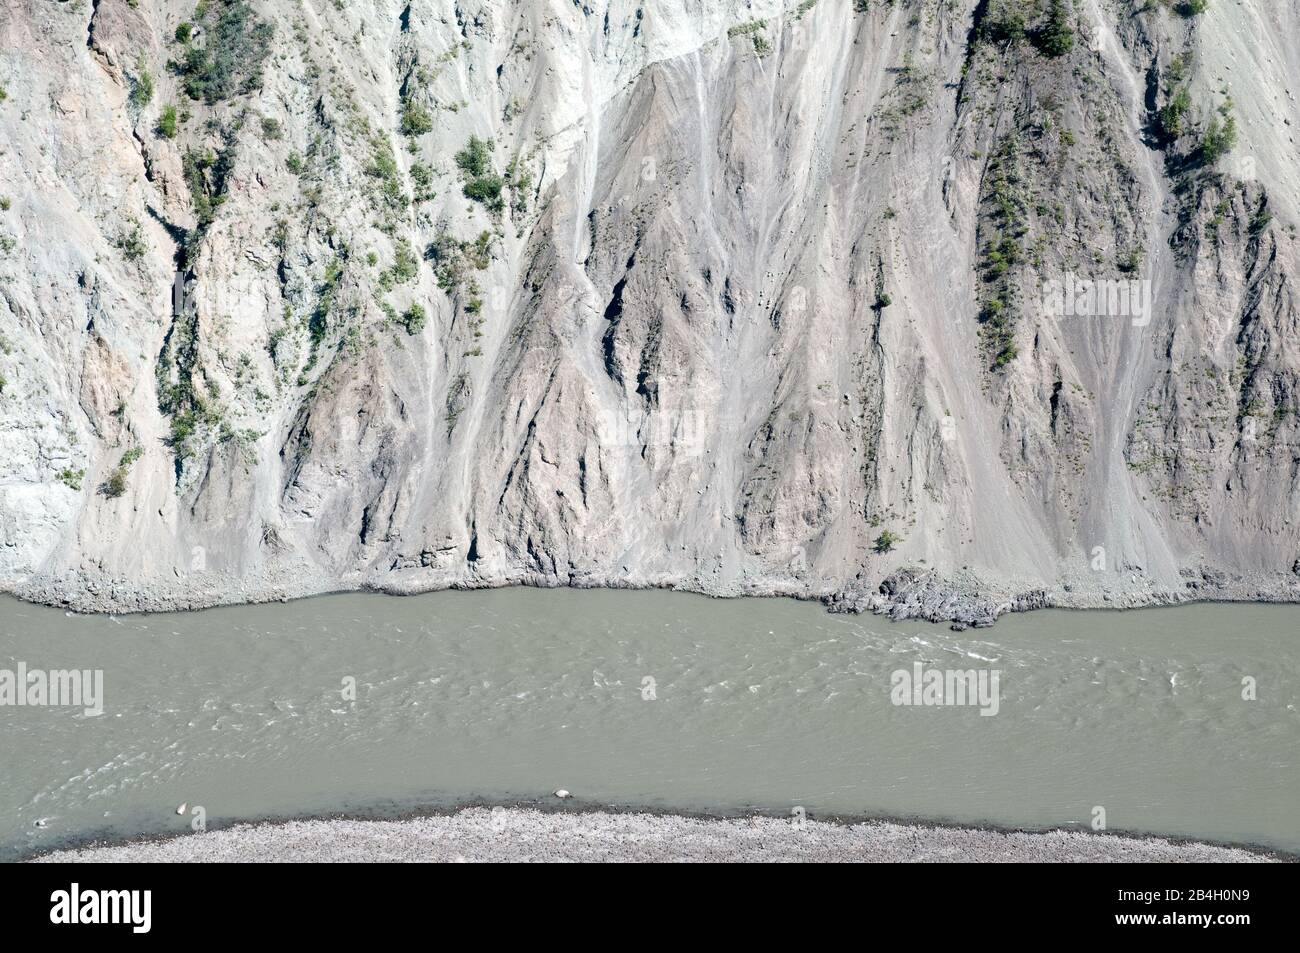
[31,808,1282,863]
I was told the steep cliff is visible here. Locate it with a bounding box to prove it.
[1,0,1298,621]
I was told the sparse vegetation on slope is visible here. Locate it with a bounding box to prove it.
[173,0,274,105]
[455,136,504,212]
[156,104,179,138]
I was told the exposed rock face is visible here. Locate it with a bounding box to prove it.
[1,0,1298,618]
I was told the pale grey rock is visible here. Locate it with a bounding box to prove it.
[1,0,1298,622]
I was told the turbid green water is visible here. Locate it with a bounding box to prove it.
[1,589,1296,860]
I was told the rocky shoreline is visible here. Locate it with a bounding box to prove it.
[7,562,1300,627]
[30,807,1285,863]
[6,1,1300,645]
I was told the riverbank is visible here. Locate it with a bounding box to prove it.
[7,559,1300,627]
[30,808,1283,863]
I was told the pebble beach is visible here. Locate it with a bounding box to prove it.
[31,808,1282,863]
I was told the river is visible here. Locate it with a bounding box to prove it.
[2,589,1296,860]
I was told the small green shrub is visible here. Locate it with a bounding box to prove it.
[467,231,492,269]
[426,230,493,292]
[727,19,765,37]
[116,218,148,261]
[454,137,506,210]
[183,147,231,232]
[400,101,433,137]
[1166,53,1189,85]
[130,62,155,108]
[504,156,532,214]
[455,136,492,177]
[1200,104,1237,165]
[1032,0,1075,58]
[409,162,436,202]
[874,530,902,554]
[993,341,1018,367]
[983,1,1026,43]
[157,104,179,138]
[463,174,504,207]
[102,467,128,498]
[57,468,86,491]
[365,137,409,218]
[166,411,199,458]
[1118,248,1143,274]
[400,302,426,335]
[1249,206,1273,235]
[386,240,418,285]
[1159,87,1191,139]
